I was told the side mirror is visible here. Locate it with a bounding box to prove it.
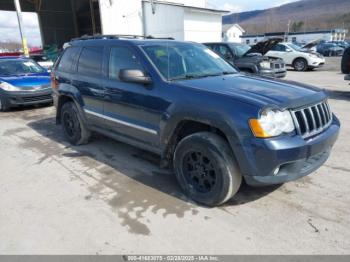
[119,69,152,85]
[286,48,292,52]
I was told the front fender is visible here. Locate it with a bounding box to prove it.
[159,97,259,175]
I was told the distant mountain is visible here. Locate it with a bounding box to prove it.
[223,0,350,35]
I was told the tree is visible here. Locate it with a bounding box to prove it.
[291,21,304,32]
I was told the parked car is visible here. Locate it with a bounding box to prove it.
[52,36,340,206]
[316,42,344,57]
[341,46,350,74]
[266,42,325,71]
[0,57,52,111]
[204,39,287,78]
[331,41,349,49]
[29,54,54,70]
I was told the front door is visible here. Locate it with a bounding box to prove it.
[102,45,163,146]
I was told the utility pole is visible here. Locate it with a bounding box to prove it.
[14,0,29,57]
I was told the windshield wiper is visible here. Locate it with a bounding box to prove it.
[170,71,236,81]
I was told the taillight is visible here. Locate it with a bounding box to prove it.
[51,73,58,90]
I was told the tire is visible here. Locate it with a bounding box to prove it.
[173,132,242,206]
[293,58,308,71]
[341,47,350,74]
[61,101,91,145]
[0,96,9,112]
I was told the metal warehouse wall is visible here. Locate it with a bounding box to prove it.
[0,0,100,48]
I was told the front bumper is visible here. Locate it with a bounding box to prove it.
[0,88,53,108]
[309,57,326,68]
[242,116,340,186]
[260,69,287,78]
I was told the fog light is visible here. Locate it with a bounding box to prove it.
[273,167,280,176]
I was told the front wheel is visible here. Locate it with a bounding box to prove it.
[293,58,308,71]
[61,101,91,145]
[173,132,242,206]
[0,96,9,112]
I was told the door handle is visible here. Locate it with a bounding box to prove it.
[90,88,105,96]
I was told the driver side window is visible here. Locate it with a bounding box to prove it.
[216,45,234,60]
[109,46,144,80]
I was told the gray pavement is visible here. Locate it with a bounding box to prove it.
[0,59,349,254]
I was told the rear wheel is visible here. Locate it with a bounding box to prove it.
[293,58,308,71]
[61,102,90,145]
[173,132,242,206]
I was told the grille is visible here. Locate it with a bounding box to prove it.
[22,94,52,102]
[291,100,332,138]
[272,63,285,69]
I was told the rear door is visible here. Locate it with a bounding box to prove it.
[73,46,105,127]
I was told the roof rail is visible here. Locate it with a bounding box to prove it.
[71,34,174,41]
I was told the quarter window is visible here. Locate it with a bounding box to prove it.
[77,46,103,76]
[109,46,143,80]
[57,47,80,72]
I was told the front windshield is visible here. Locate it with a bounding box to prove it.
[0,59,45,76]
[287,43,303,51]
[141,43,237,81]
[229,44,251,57]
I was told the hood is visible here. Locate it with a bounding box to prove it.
[176,74,326,108]
[301,39,321,50]
[0,73,50,88]
[244,38,283,56]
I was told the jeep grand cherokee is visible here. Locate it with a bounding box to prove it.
[52,36,340,206]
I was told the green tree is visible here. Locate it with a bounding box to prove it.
[291,21,304,32]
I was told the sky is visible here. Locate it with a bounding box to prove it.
[0,11,41,47]
[206,0,298,13]
[0,0,299,48]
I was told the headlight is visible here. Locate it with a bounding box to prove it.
[0,81,21,91]
[308,53,318,58]
[249,109,295,138]
[259,61,271,69]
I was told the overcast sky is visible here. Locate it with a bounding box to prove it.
[0,11,41,47]
[0,0,299,47]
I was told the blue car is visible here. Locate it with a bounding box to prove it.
[0,57,52,111]
[52,36,340,206]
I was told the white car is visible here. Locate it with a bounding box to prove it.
[266,42,325,71]
[29,54,54,70]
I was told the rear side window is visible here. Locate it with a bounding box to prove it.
[272,44,287,52]
[109,46,143,80]
[77,46,104,76]
[57,47,80,72]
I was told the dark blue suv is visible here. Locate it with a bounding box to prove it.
[52,36,340,206]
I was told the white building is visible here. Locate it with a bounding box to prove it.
[241,29,348,45]
[99,0,229,42]
[222,24,245,43]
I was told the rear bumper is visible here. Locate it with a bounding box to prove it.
[0,88,53,107]
[242,116,340,186]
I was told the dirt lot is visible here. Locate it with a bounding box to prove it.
[0,58,349,255]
